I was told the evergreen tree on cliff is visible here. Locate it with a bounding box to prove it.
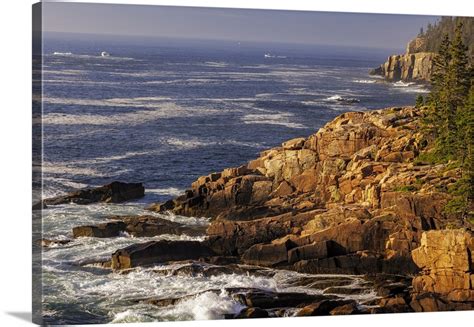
[426,34,452,150]
[426,23,471,160]
[464,86,474,200]
[449,23,472,161]
[422,22,473,216]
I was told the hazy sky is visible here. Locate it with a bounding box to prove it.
[42,2,439,49]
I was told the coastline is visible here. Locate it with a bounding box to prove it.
[40,105,474,321]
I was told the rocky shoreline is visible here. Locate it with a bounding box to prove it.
[42,106,474,317]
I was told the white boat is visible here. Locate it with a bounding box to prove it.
[100,51,110,57]
[264,53,274,58]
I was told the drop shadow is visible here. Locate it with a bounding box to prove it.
[6,311,31,323]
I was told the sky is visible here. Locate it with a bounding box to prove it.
[41,2,439,50]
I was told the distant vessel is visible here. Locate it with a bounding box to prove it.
[101,51,110,57]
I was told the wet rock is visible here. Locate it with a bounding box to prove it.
[233,289,333,309]
[107,215,206,237]
[111,240,215,270]
[234,307,269,319]
[72,215,206,239]
[199,256,240,265]
[79,259,112,269]
[73,221,126,238]
[373,296,412,313]
[152,262,266,278]
[330,301,362,315]
[287,276,355,290]
[296,299,356,316]
[141,297,183,307]
[44,181,145,205]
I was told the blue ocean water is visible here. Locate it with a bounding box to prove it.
[36,33,429,324]
[40,33,427,202]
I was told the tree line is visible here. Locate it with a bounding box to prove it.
[417,22,473,218]
[417,17,474,58]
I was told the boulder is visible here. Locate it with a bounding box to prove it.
[73,221,126,238]
[107,215,206,237]
[44,181,145,205]
[111,240,215,270]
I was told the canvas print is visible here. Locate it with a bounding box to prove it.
[32,2,474,325]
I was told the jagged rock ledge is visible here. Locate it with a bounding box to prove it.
[128,106,471,310]
[59,106,472,312]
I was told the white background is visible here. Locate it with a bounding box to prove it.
[0,0,473,326]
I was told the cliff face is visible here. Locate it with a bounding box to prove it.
[411,229,474,311]
[148,107,470,279]
[370,37,435,82]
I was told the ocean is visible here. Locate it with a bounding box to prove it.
[35,33,428,324]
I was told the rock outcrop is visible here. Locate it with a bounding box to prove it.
[370,37,435,82]
[111,240,215,270]
[410,229,474,311]
[103,106,472,316]
[145,107,467,276]
[44,181,145,205]
[72,215,206,238]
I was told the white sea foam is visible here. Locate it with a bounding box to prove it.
[202,61,229,68]
[353,79,377,84]
[164,137,210,150]
[50,52,135,61]
[145,78,220,85]
[325,94,360,103]
[41,102,221,126]
[162,290,245,320]
[393,81,415,87]
[327,95,344,101]
[43,69,86,76]
[391,81,429,93]
[241,113,306,129]
[147,187,185,197]
[42,79,122,86]
[42,197,379,322]
[53,52,72,56]
[43,96,172,108]
[42,162,105,177]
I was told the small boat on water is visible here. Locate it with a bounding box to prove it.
[100,51,110,57]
